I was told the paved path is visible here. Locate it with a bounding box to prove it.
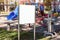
[51,35,60,40]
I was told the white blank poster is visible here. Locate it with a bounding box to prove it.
[19,5,35,24]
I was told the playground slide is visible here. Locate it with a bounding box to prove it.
[7,6,18,20]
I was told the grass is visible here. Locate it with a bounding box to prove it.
[20,32,33,40]
[0,28,18,40]
[38,36,51,40]
[0,28,51,40]
[20,31,50,40]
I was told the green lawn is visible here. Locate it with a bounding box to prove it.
[0,28,18,40]
[0,28,51,40]
[20,31,50,40]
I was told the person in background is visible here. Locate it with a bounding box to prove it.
[40,4,44,16]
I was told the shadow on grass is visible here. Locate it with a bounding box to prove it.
[20,31,45,40]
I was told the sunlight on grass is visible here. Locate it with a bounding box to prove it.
[38,36,51,40]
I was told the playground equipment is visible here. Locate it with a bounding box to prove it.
[7,6,18,20]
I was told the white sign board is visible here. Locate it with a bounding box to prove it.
[19,5,35,24]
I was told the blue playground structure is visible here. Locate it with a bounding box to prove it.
[7,6,18,20]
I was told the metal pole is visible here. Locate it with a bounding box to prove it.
[18,0,20,40]
[48,12,50,32]
[34,23,35,40]
[18,23,20,40]
[48,11,52,32]
[34,0,36,40]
